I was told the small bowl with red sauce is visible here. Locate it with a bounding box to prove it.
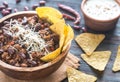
[0,11,71,80]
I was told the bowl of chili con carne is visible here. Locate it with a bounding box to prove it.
[0,11,71,80]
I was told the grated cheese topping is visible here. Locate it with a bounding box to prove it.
[8,18,49,54]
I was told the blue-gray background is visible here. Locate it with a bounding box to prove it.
[0,0,120,82]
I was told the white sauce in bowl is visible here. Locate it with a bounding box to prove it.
[84,0,120,20]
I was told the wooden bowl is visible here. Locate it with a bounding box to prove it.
[0,11,71,80]
[81,0,120,31]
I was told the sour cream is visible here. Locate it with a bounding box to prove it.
[84,0,120,20]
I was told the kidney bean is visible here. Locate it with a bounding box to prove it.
[16,0,21,3]
[27,59,37,66]
[21,44,27,49]
[35,23,41,31]
[39,0,46,6]
[81,27,87,32]
[7,47,15,55]
[33,15,39,22]
[44,27,49,31]
[31,61,37,66]
[32,4,39,10]
[14,8,18,12]
[3,1,8,8]
[24,6,29,11]
[2,9,10,16]
[19,53,26,59]
[0,5,6,11]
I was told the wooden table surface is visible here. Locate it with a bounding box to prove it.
[0,0,120,82]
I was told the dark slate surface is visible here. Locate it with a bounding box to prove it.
[0,0,120,82]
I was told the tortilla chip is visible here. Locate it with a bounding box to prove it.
[50,19,65,36]
[67,67,97,82]
[81,51,111,71]
[36,7,63,23]
[112,45,120,72]
[36,7,62,19]
[50,19,65,48]
[62,24,74,51]
[41,48,61,62]
[75,33,105,55]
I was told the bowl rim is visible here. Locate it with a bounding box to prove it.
[81,0,120,23]
[0,11,70,72]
